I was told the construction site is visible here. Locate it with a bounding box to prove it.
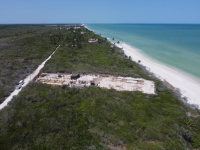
[36,73,155,94]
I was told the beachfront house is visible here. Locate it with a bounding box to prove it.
[88,38,98,43]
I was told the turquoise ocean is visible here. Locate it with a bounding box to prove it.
[86,24,200,80]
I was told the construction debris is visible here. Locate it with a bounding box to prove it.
[36,73,155,94]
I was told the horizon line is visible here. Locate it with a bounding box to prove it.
[0,23,200,25]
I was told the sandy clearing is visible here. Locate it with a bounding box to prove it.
[36,73,155,94]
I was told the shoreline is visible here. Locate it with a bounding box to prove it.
[117,42,200,108]
[85,25,200,109]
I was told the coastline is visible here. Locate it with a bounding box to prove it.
[85,25,200,109]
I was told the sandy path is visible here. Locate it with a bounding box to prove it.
[116,43,200,108]
[0,45,60,110]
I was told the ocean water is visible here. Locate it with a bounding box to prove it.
[86,24,200,79]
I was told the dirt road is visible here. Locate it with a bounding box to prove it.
[0,45,60,110]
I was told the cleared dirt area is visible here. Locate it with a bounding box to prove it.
[36,73,155,94]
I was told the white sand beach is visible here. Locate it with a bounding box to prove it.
[115,42,200,108]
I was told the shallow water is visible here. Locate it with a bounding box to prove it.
[86,24,200,79]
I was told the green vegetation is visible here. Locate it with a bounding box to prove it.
[0,26,200,149]
[0,25,64,103]
[1,83,200,149]
[43,27,149,79]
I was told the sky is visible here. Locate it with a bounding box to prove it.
[0,0,200,24]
